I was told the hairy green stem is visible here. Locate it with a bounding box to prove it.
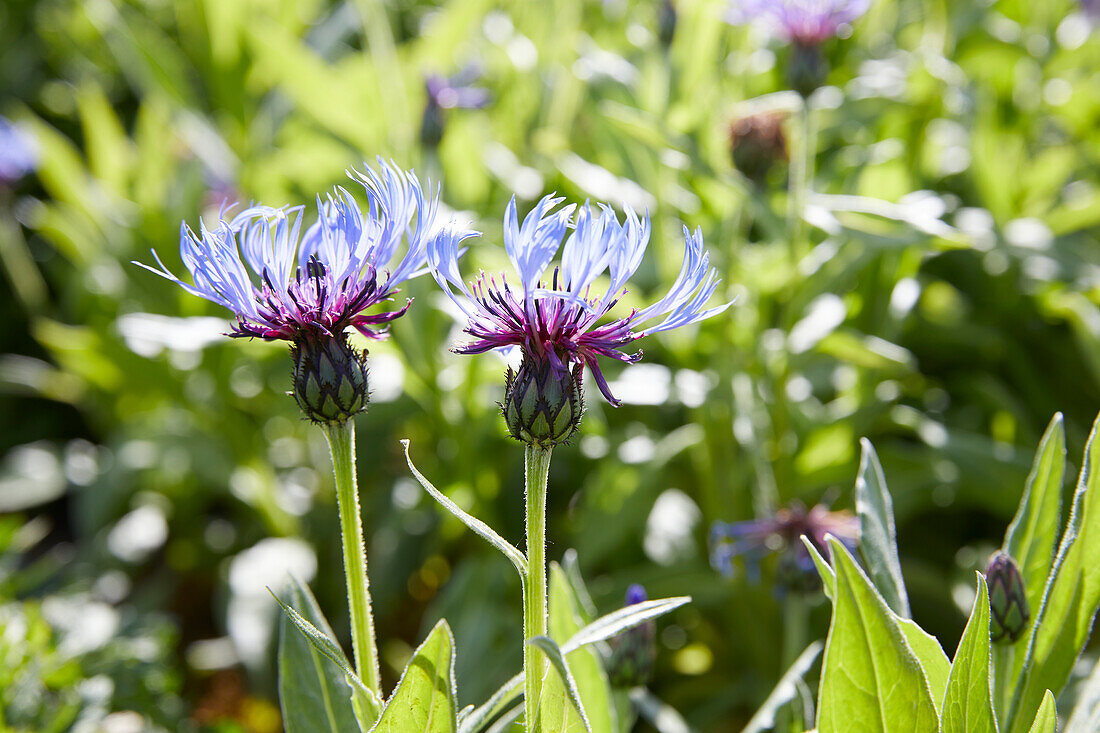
[523,444,553,730]
[323,421,382,697]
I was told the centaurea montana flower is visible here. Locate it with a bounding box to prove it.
[0,116,37,184]
[429,195,731,444]
[710,501,859,593]
[726,0,871,46]
[136,160,444,423]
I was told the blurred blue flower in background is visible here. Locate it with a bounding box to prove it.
[136,161,443,343]
[0,116,37,184]
[726,0,871,46]
[420,68,490,147]
[428,195,732,405]
[607,583,657,688]
[710,501,859,589]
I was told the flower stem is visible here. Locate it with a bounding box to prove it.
[787,96,815,260]
[323,421,382,697]
[523,444,553,730]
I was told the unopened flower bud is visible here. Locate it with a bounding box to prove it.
[419,99,445,148]
[986,551,1029,644]
[729,112,788,184]
[503,356,583,448]
[291,335,369,425]
[657,0,677,48]
[787,43,828,98]
[608,584,656,688]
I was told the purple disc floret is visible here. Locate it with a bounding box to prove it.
[727,0,871,46]
[428,195,733,406]
[135,160,442,342]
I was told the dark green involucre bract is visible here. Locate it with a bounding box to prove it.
[502,356,584,448]
[787,43,828,98]
[986,551,1030,644]
[291,335,369,425]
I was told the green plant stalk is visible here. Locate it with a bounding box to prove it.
[787,97,815,260]
[777,594,810,731]
[323,421,382,697]
[523,444,553,730]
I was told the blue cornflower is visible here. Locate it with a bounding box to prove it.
[136,160,440,343]
[608,583,656,688]
[726,0,871,46]
[710,501,859,585]
[429,195,732,407]
[0,116,37,184]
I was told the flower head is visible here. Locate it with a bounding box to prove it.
[710,501,859,590]
[0,116,37,184]
[420,68,490,147]
[429,195,732,409]
[985,551,1029,645]
[136,160,439,343]
[726,0,871,46]
[608,584,656,688]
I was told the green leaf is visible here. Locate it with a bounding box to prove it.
[1008,413,1100,733]
[370,619,458,733]
[457,596,688,733]
[742,641,824,733]
[855,439,911,618]
[561,596,690,653]
[548,564,615,733]
[629,687,692,733]
[402,440,528,579]
[1064,655,1100,733]
[1000,414,1066,711]
[1004,414,1066,618]
[1027,691,1057,733]
[817,538,939,733]
[528,635,592,733]
[897,617,951,716]
[802,536,836,600]
[942,573,998,733]
[276,579,381,733]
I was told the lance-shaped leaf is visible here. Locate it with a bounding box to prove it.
[1007,413,1100,733]
[1027,691,1057,733]
[276,579,382,733]
[999,415,1066,710]
[370,619,458,733]
[548,564,615,732]
[942,573,998,733]
[742,642,824,733]
[403,440,527,578]
[897,617,950,717]
[816,537,939,733]
[855,439,910,618]
[528,635,592,733]
[458,595,688,733]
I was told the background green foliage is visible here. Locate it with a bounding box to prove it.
[1,0,1099,729]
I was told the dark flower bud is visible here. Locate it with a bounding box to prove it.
[608,584,656,688]
[787,42,828,98]
[986,551,1029,645]
[657,0,677,48]
[419,99,445,149]
[291,335,369,425]
[729,112,788,184]
[502,356,584,448]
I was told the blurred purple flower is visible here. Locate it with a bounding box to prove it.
[421,68,490,147]
[425,69,491,111]
[1083,0,1100,19]
[428,196,732,406]
[710,501,859,584]
[608,584,656,687]
[136,160,445,342]
[727,0,871,45]
[0,116,37,184]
